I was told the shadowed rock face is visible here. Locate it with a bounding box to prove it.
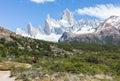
[58,32,76,42]
[59,16,120,45]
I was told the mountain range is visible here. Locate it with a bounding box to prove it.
[16,9,120,45]
[16,9,100,42]
[59,16,120,45]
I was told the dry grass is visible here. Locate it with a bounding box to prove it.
[0,61,31,71]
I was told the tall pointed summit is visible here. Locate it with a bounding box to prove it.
[61,9,75,25]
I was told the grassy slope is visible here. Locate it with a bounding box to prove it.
[0,36,120,80]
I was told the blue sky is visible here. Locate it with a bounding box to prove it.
[0,0,120,32]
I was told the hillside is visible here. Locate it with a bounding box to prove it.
[0,27,120,81]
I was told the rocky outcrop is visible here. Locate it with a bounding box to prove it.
[0,26,20,41]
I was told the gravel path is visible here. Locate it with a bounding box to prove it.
[0,71,15,81]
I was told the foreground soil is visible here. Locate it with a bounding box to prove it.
[0,71,15,81]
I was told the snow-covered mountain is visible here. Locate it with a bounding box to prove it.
[96,16,120,33]
[60,9,75,26]
[16,9,100,42]
[59,16,120,45]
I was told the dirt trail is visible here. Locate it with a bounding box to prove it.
[0,71,15,81]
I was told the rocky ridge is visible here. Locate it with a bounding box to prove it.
[59,16,120,45]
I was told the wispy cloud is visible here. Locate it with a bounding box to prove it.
[77,4,120,19]
[30,0,55,3]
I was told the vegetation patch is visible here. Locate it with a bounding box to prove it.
[0,36,120,80]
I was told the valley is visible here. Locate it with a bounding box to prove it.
[0,27,120,81]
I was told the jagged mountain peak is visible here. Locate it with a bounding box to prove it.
[46,14,53,21]
[16,9,101,42]
[63,8,70,15]
[104,15,120,24]
[61,8,74,25]
[59,15,120,45]
[47,14,50,19]
[27,22,33,29]
[27,23,34,35]
[45,14,59,25]
[96,15,120,33]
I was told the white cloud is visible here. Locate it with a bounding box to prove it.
[31,0,55,3]
[77,4,120,19]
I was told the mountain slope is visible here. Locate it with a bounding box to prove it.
[59,16,120,45]
[0,26,21,42]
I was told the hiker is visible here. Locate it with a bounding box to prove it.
[32,56,37,63]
